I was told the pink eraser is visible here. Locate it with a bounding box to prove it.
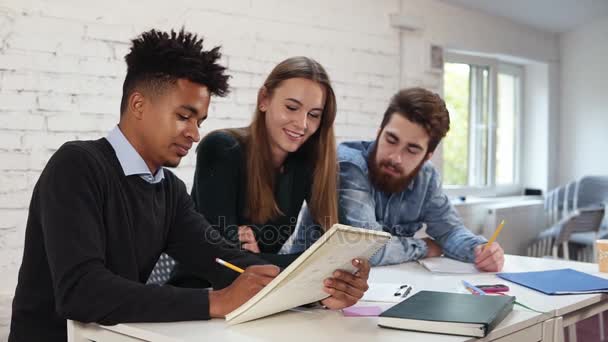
[342,306,383,317]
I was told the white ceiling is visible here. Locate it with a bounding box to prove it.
[439,0,608,33]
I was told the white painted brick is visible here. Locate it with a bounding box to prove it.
[335,123,377,140]
[355,73,399,88]
[77,57,125,77]
[347,112,383,126]
[402,77,424,88]
[6,33,114,58]
[367,87,395,101]
[47,113,116,132]
[181,10,256,41]
[112,42,131,62]
[77,95,120,115]
[1,71,39,91]
[221,40,256,59]
[1,226,26,251]
[233,87,258,105]
[334,110,348,124]
[199,118,247,136]
[251,41,294,63]
[26,149,55,172]
[336,83,373,100]
[81,76,123,97]
[1,72,120,95]
[0,209,28,230]
[360,99,388,114]
[58,38,115,59]
[22,132,76,150]
[0,172,27,193]
[25,171,40,188]
[6,33,68,54]
[0,131,22,149]
[0,112,45,131]
[75,131,112,141]
[0,51,80,74]
[0,190,30,209]
[0,152,28,170]
[228,57,274,75]
[85,23,136,43]
[337,97,362,111]
[228,72,254,88]
[0,261,19,291]
[181,0,252,15]
[31,1,134,25]
[11,14,85,36]
[0,91,37,111]
[37,94,78,112]
[212,102,254,120]
[0,292,13,341]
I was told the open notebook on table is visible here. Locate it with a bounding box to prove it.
[419,256,480,274]
[225,224,391,324]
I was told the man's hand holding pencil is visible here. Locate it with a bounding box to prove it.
[474,220,506,272]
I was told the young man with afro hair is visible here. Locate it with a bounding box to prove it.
[9,28,370,342]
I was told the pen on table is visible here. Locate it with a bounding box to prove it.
[401,285,413,298]
[462,280,486,295]
[215,258,244,273]
[394,284,409,297]
[484,219,506,251]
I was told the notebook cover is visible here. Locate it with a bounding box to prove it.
[379,291,514,336]
[498,268,608,295]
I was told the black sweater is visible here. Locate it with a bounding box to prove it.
[9,139,265,342]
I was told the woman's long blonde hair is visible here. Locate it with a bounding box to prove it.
[225,57,338,230]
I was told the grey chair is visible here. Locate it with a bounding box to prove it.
[528,176,608,260]
[146,253,176,285]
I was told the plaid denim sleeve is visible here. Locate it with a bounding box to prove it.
[339,162,429,266]
[421,169,486,262]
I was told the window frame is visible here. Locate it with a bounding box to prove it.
[442,52,524,197]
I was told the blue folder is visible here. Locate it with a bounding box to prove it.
[497,268,608,295]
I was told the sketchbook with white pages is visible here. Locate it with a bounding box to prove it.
[225,224,391,324]
[418,256,480,274]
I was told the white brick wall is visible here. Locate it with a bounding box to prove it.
[0,0,412,337]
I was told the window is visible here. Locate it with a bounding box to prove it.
[442,53,523,194]
[496,65,522,185]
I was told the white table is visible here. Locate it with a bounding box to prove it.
[68,255,608,342]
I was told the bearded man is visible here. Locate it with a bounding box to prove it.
[286,87,504,272]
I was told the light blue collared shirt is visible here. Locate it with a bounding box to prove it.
[105,125,165,184]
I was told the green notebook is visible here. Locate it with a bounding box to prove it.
[378,291,515,337]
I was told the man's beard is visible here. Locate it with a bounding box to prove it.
[368,144,425,194]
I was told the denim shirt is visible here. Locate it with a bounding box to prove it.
[283,140,486,266]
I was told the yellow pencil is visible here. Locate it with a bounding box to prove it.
[215,258,245,273]
[484,220,506,251]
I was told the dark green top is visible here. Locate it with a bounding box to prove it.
[191,130,313,253]
[168,130,311,287]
